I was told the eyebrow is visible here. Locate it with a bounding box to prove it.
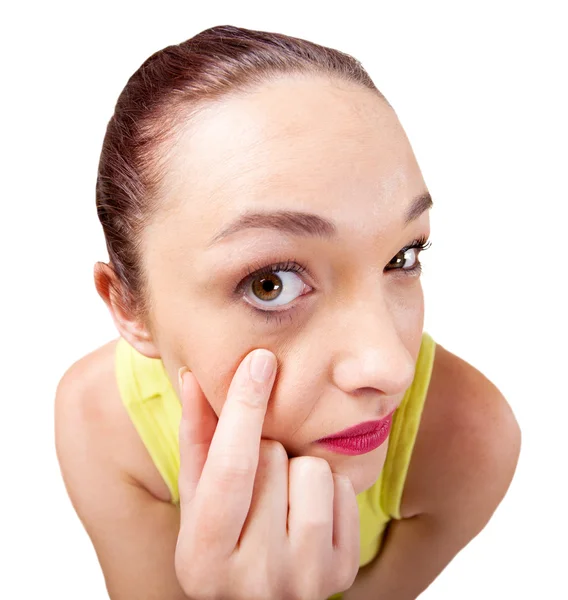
[207,191,433,247]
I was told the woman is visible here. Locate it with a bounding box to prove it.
[54,24,521,600]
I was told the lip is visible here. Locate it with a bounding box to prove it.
[314,412,395,456]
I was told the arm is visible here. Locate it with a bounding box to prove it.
[55,354,189,600]
[343,344,521,600]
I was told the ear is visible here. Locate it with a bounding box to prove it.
[94,261,161,359]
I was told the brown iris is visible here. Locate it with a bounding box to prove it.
[252,274,283,301]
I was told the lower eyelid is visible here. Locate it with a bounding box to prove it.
[246,301,299,324]
[244,288,309,314]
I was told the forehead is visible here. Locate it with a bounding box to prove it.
[157,74,425,244]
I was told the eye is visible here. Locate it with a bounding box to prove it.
[385,236,432,273]
[239,260,312,312]
[386,246,420,271]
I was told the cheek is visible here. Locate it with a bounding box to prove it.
[203,356,315,440]
[178,320,319,443]
[174,330,252,414]
[389,285,425,344]
[260,382,318,449]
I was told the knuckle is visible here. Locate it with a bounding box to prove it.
[232,385,266,409]
[333,554,359,591]
[291,570,324,600]
[234,552,275,600]
[302,510,331,530]
[177,563,220,600]
[259,439,288,464]
[241,571,271,600]
[210,452,257,482]
[289,455,332,479]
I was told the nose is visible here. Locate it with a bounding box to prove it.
[329,293,417,399]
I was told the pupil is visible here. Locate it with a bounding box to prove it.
[252,274,282,300]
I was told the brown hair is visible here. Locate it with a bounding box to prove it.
[95,24,384,321]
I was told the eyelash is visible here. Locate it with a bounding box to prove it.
[235,235,432,325]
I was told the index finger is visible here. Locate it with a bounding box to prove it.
[177,367,219,508]
[192,349,277,554]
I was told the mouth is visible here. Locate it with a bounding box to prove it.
[314,412,395,456]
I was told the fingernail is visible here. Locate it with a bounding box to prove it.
[178,366,189,393]
[249,350,275,383]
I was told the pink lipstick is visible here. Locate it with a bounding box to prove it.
[314,412,395,456]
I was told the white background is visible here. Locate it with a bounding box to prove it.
[2,0,567,598]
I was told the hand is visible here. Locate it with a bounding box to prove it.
[174,349,360,600]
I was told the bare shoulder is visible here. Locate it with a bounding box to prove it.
[55,343,189,598]
[400,341,521,525]
[54,338,172,503]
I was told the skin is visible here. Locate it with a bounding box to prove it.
[55,73,521,599]
[121,73,426,495]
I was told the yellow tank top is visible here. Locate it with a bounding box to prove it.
[115,332,436,600]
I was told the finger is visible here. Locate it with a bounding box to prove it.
[193,349,277,555]
[177,368,219,510]
[332,474,360,586]
[236,440,288,548]
[287,457,335,552]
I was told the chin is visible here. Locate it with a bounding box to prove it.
[336,446,388,495]
[351,474,379,495]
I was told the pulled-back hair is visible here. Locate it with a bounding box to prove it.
[95,24,384,321]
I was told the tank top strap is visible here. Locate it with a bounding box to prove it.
[379,331,436,519]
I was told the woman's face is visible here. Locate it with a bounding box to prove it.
[141,74,431,494]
